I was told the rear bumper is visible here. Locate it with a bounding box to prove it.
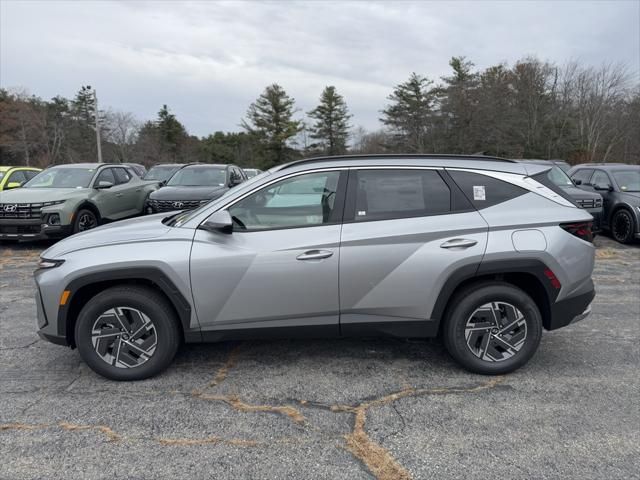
[547,282,595,330]
[585,208,603,233]
[0,219,72,240]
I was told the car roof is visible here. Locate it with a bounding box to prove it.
[276,154,536,175]
[0,166,39,171]
[571,163,639,171]
[179,163,229,168]
[149,163,183,168]
[46,163,123,169]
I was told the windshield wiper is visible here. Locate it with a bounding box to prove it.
[162,212,181,226]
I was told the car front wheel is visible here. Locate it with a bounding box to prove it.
[443,282,542,375]
[73,209,99,233]
[75,286,180,381]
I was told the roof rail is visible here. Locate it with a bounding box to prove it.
[278,153,516,170]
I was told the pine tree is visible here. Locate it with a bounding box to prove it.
[380,73,435,152]
[157,104,187,160]
[307,86,352,155]
[242,84,302,167]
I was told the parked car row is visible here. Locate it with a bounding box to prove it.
[0,162,262,242]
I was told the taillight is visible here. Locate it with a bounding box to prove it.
[561,221,593,243]
[543,268,561,289]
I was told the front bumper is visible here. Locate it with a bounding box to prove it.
[0,219,72,240]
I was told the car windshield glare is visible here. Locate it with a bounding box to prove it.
[24,168,95,188]
[613,170,640,192]
[167,167,226,187]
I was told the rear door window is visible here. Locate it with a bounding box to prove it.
[351,169,451,222]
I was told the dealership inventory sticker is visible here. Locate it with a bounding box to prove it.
[473,185,486,201]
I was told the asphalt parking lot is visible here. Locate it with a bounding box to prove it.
[1,236,639,480]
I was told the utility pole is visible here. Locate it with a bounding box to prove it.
[94,90,103,163]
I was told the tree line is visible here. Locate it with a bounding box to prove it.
[1,56,638,169]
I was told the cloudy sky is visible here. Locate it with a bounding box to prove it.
[1,0,638,137]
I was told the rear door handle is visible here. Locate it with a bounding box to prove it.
[116,193,123,197]
[440,238,478,249]
[297,250,334,261]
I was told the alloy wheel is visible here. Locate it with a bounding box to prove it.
[91,307,158,368]
[464,301,527,362]
[78,212,97,231]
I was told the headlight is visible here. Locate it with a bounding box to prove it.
[37,258,65,269]
[42,200,66,207]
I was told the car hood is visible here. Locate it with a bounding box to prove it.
[0,187,89,203]
[560,185,602,200]
[149,186,227,201]
[618,191,640,204]
[42,213,175,257]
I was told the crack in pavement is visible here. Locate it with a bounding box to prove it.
[193,392,306,425]
[0,339,40,351]
[0,422,121,442]
[207,343,243,388]
[299,377,505,480]
[0,421,264,448]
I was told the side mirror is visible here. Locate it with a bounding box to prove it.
[6,181,23,189]
[573,179,582,185]
[96,180,114,189]
[199,210,233,234]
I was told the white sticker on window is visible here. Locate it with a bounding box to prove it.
[357,210,367,216]
[473,186,486,201]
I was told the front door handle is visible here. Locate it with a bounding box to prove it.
[440,238,478,249]
[116,193,123,197]
[297,250,334,261]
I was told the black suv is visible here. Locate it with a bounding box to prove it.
[568,163,640,243]
[146,163,247,213]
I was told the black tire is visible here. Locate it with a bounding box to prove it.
[443,282,542,375]
[611,209,635,244]
[75,286,180,381]
[73,208,99,233]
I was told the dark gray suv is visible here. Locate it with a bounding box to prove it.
[569,164,640,243]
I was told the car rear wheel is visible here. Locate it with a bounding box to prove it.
[75,286,180,381]
[73,209,99,233]
[611,209,635,244]
[443,282,542,375]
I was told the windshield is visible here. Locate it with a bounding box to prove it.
[172,170,272,227]
[547,166,574,187]
[144,166,180,181]
[0,171,5,180]
[23,167,95,188]
[167,167,226,187]
[613,170,640,192]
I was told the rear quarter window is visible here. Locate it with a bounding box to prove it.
[447,170,527,209]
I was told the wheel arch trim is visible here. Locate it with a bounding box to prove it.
[431,258,560,330]
[58,267,197,346]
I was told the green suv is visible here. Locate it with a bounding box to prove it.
[0,163,158,241]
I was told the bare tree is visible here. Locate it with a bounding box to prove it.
[104,110,140,163]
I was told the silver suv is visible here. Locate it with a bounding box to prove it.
[35,155,596,380]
